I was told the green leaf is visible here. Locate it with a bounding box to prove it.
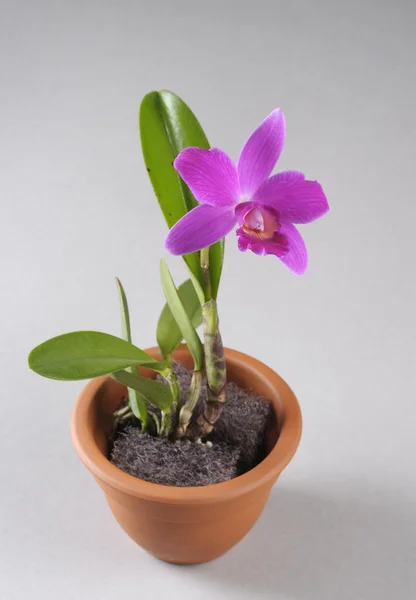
[209,239,225,300]
[157,279,202,358]
[188,270,205,306]
[139,89,224,298]
[159,260,204,370]
[28,331,168,381]
[112,370,174,412]
[128,389,149,423]
[115,277,132,343]
[115,278,148,428]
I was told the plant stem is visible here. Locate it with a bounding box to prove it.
[164,366,181,433]
[161,410,172,436]
[175,369,202,438]
[188,248,227,439]
[149,409,161,435]
[197,299,227,436]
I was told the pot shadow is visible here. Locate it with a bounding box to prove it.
[192,486,416,599]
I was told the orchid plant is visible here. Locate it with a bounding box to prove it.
[28,90,329,442]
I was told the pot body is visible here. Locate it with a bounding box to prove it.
[71,346,302,564]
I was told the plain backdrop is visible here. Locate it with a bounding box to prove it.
[1,1,415,599]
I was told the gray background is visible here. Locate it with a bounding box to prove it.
[1,1,415,598]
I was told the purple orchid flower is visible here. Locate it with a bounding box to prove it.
[165,109,329,274]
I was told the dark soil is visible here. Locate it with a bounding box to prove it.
[110,362,273,487]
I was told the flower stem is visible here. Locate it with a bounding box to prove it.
[200,247,212,301]
[175,369,203,438]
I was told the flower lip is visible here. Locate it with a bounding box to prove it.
[237,228,290,258]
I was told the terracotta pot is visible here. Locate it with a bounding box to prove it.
[71,345,302,564]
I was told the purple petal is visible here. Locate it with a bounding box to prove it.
[237,109,286,198]
[278,222,308,275]
[254,173,329,224]
[165,204,236,255]
[263,170,305,186]
[236,228,289,258]
[174,147,239,206]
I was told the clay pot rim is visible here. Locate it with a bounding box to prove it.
[71,346,302,505]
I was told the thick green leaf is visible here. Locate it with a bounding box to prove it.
[28,331,167,380]
[112,370,174,412]
[160,260,204,370]
[115,278,148,427]
[157,279,202,358]
[139,89,224,298]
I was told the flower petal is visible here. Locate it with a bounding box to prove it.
[237,109,286,198]
[278,222,308,275]
[165,204,236,255]
[254,173,329,224]
[174,147,239,206]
